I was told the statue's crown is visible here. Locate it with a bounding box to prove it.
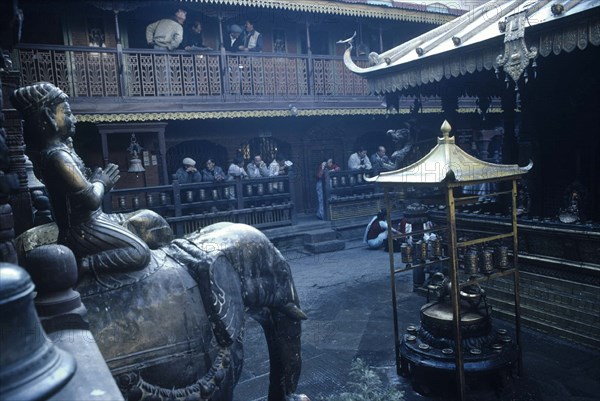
[11,82,68,116]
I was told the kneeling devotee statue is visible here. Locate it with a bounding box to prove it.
[11,82,173,272]
[13,82,309,401]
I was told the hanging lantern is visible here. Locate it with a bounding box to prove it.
[127,134,145,173]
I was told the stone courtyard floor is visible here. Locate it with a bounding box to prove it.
[233,239,600,401]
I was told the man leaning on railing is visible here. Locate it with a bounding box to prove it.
[146,8,187,51]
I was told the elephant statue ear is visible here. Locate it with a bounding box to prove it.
[197,255,245,346]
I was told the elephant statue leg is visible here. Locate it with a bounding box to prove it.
[169,223,308,400]
[251,308,302,401]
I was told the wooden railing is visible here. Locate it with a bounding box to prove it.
[321,169,383,221]
[103,174,296,236]
[14,45,370,100]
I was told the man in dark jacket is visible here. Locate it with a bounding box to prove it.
[223,24,243,52]
[184,20,212,51]
[175,157,202,183]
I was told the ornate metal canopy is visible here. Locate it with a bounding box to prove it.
[364,120,532,184]
[344,0,600,93]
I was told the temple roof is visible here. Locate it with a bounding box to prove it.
[344,0,600,93]
[175,0,463,23]
[364,120,532,185]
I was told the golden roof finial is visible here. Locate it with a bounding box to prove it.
[441,120,452,139]
[440,120,452,139]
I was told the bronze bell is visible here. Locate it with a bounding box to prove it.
[127,134,145,173]
[127,156,145,173]
[0,263,77,400]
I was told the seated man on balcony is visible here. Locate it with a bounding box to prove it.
[370,146,396,175]
[175,157,202,184]
[228,156,248,179]
[201,157,227,182]
[11,82,173,273]
[247,155,270,178]
[347,145,372,170]
[269,154,293,176]
[146,8,187,51]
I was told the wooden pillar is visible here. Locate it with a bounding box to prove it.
[100,130,109,166]
[305,20,314,95]
[218,12,230,99]
[113,10,126,96]
[500,88,518,165]
[156,125,168,185]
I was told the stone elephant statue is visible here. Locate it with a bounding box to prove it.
[18,222,308,401]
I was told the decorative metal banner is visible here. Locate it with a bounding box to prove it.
[496,12,538,85]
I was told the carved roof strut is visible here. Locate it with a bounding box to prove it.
[365,120,532,184]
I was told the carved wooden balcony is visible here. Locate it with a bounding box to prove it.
[13,45,377,114]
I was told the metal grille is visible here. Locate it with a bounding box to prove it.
[328,198,383,220]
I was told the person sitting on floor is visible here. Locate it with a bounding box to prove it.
[364,209,398,250]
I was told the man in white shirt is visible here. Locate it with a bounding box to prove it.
[269,155,293,176]
[247,155,270,178]
[146,8,187,51]
[347,146,372,170]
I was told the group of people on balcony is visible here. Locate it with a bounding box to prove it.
[346,144,398,174]
[314,144,402,219]
[174,154,292,184]
[146,7,262,53]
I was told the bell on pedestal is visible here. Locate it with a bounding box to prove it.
[0,263,76,400]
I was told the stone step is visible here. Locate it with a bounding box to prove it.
[486,288,600,337]
[487,295,600,349]
[303,229,338,244]
[484,276,600,315]
[490,301,600,350]
[304,239,346,254]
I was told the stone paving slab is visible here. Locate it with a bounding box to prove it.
[233,240,600,401]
